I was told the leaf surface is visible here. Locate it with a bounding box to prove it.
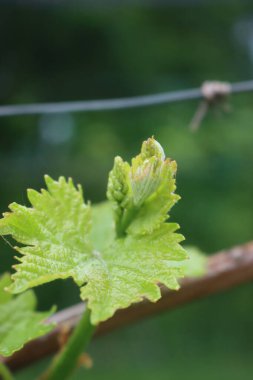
[0,274,54,357]
[0,176,93,293]
[81,223,186,324]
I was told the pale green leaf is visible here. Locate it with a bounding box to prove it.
[127,160,179,235]
[0,175,93,293]
[91,202,115,251]
[0,274,12,305]
[81,223,186,324]
[0,274,55,357]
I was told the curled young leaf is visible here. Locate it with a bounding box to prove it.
[107,137,180,236]
[130,138,165,206]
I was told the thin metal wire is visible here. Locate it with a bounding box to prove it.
[0,80,253,117]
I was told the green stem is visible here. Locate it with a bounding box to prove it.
[42,308,95,380]
[0,362,14,380]
[116,205,139,238]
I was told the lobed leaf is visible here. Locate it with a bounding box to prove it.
[0,176,93,294]
[0,274,55,357]
[81,223,186,324]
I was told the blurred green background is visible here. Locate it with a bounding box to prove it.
[1,1,253,379]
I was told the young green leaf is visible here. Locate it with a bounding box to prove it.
[0,138,187,325]
[81,223,186,323]
[0,273,55,357]
[0,176,93,294]
[91,201,115,251]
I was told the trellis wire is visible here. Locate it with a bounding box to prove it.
[0,79,253,117]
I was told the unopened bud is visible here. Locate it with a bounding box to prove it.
[130,138,166,206]
[140,137,165,160]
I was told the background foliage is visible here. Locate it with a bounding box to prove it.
[1,2,253,379]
